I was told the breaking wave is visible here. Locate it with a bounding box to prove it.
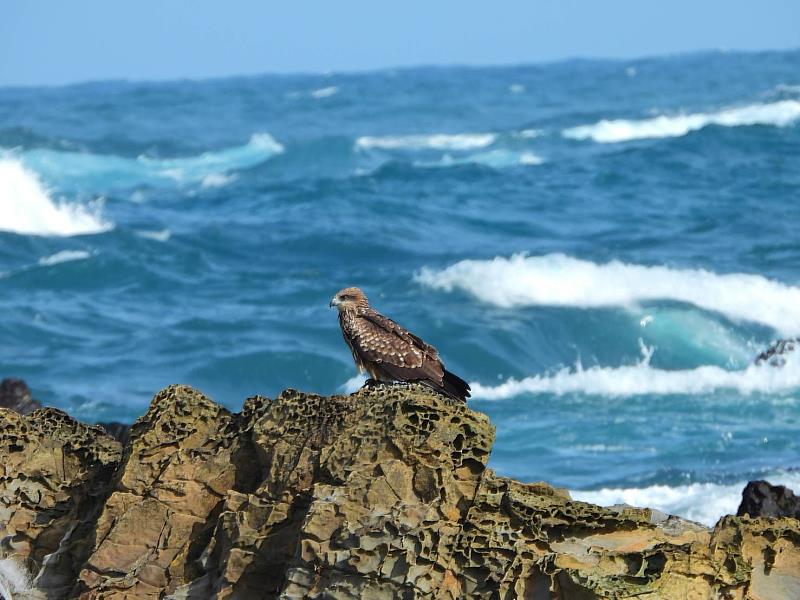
[14,133,283,190]
[416,253,800,333]
[0,159,112,237]
[572,471,800,526]
[356,133,497,151]
[563,99,800,143]
[469,347,800,400]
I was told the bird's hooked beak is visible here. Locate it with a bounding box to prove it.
[329,296,341,308]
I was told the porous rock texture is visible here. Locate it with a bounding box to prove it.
[0,407,121,598]
[0,383,798,599]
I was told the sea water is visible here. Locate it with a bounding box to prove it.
[1,49,799,524]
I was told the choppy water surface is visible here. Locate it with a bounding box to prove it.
[2,49,799,524]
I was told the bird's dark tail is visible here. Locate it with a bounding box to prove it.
[441,369,471,402]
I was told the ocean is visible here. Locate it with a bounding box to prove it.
[1,49,799,525]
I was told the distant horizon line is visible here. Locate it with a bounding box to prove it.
[2,45,797,91]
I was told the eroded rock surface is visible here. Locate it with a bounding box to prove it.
[0,407,121,598]
[0,384,798,599]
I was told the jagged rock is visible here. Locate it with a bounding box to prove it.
[755,338,799,366]
[75,385,260,598]
[0,378,41,415]
[1,384,799,599]
[0,407,121,598]
[738,480,800,519]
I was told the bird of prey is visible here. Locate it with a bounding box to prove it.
[330,287,470,402]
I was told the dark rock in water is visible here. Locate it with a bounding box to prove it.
[0,378,42,414]
[737,480,800,519]
[755,338,799,366]
[96,421,131,445]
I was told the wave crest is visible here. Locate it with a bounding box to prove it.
[572,472,800,526]
[356,133,497,151]
[470,348,800,400]
[15,133,283,190]
[38,249,92,266]
[0,159,112,237]
[563,100,800,143]
[416,253,800,333]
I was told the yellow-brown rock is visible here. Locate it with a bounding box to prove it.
[1,383,798,599]
[0,407,121,598]
[75,385,259,599]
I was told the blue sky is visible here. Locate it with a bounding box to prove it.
[2,0,798,87]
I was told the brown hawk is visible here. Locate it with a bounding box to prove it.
[330,287,470,402]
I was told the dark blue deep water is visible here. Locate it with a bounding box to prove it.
[2,49,799,523]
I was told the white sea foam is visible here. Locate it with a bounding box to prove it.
[341,373,368,394]
[201,173,235,188]
[38,249,92,266]
[311,85,339,99]
[355,133,497,151]
[0,557,33,600]
[469,351,800,400]
[16,133,283,190]
[419,149,544,169]
[572,471,800,526]
[415,253,800,333]
[137,229,172,242]
[0,159,112,237]
[518,152,544,165]
[563,99,800,143]
[514,128,544,139]
[509,83,525,94]
[139,133,284,182]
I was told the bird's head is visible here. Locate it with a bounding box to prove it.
[330,287,368,312]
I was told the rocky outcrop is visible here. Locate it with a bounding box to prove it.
[0,407,121,598]
[1,383,799,599]
[738,480,800,519]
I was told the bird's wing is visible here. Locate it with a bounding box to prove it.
[361,309,440,361]
[353,309,444,382]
